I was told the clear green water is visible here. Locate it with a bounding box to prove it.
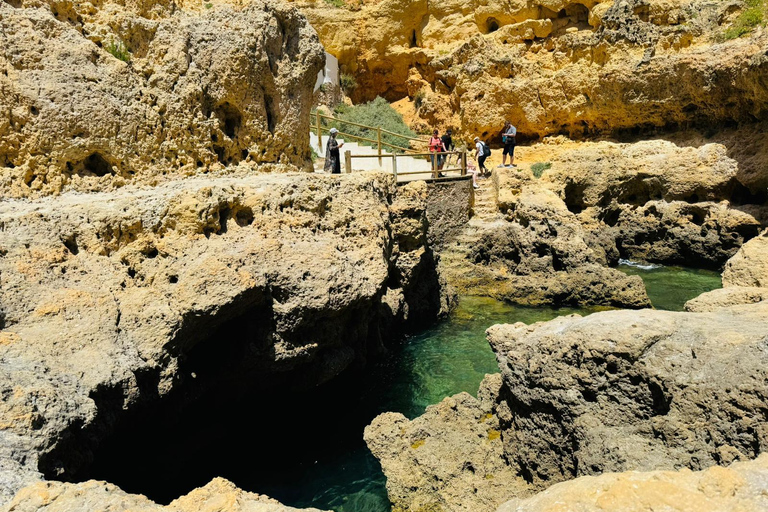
[617,261,722,311]
[89,265,722,511]
[257,298,596,512]
[268,265,722,512]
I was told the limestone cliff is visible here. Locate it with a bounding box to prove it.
[281,0,768,140]
[0,0,324,198]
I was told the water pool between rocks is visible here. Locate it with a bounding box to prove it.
[87,264,721,512]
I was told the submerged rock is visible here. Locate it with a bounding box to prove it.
[497,454,768,512]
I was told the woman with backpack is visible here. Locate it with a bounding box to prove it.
[473,136,489,176]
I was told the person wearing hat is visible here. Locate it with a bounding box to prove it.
[473,136,488,175]
[324,127,344,174]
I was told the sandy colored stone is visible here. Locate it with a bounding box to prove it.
[0,0,324,198]
[2,477,329,512]
[367,302,768,511]
[440,171,650,307]
[0,173,451,501]
[684,286,768,312]
[285,0,768,141]
[489,304,768,485]
[722,230,768,288]
[506,138,764,268]
[497,454,768,512]
[365,374,527,512]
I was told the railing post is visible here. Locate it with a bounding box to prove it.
[345,150,352,174]
[316,111,323,153]
[432,151,438,179]
[461,151,467,176]
[392,154,398,182]
[377,127,382,167]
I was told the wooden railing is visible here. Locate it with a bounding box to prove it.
[343,150,468,181]
[314,111,429,162]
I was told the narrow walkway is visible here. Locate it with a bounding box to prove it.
[438,170,507,293]
[310,132,458,182]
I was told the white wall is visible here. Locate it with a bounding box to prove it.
[314,52,340,92]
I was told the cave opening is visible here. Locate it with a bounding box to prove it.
[63,152,120,179]
[214,102,243,139]
[51,291,400,506]
[486,17,500,33]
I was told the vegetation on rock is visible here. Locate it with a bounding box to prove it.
[316,97,417,151]
[104,39,130,62]
[723,0,766,39]
[529,162,551,178]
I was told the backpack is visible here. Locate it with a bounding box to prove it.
[481,142,491,156]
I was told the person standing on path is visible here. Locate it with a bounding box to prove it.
[429,129,445,171]
[501,121,517,168]
[474,136,488,175]
[324,127,344,174]
[439,129,454,170]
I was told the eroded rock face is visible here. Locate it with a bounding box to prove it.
[285,0,768,140]
[365,374,527,512]
[489,305,768,485]
[497,454,768,512]
[0,0,324,198]
[366,303,768,511]
[723,230,768,288]
[685,229,768,311]
[509,138,765,269]
[0,173,451,501]
[3,477,329,512]
[470,182,650,307]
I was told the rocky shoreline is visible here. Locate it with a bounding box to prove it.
[3,0,768,510]
[365,229,768,512]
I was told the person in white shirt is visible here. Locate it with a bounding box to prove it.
[473,137,488,175]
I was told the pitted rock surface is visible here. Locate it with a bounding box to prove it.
[0,173,451,502]
[0,0,324,198]
[497,454,768,512]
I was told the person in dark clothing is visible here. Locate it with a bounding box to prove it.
[501,121,517,167]
[438,129,454,170]
[324,127,344,174]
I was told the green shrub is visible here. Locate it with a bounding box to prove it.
[204,2,213,8]
[722,0,765,39]
[105,39,131,63]
[530,162,552,178]
[340,73,357,94]
[324,0,346,8]
[414,89,427,110]
[325,97,417,152]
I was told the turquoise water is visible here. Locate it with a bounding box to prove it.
[89,265,722,511]
[268,265,722,511]
[257,298,596,512]
[617,261,722,311]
